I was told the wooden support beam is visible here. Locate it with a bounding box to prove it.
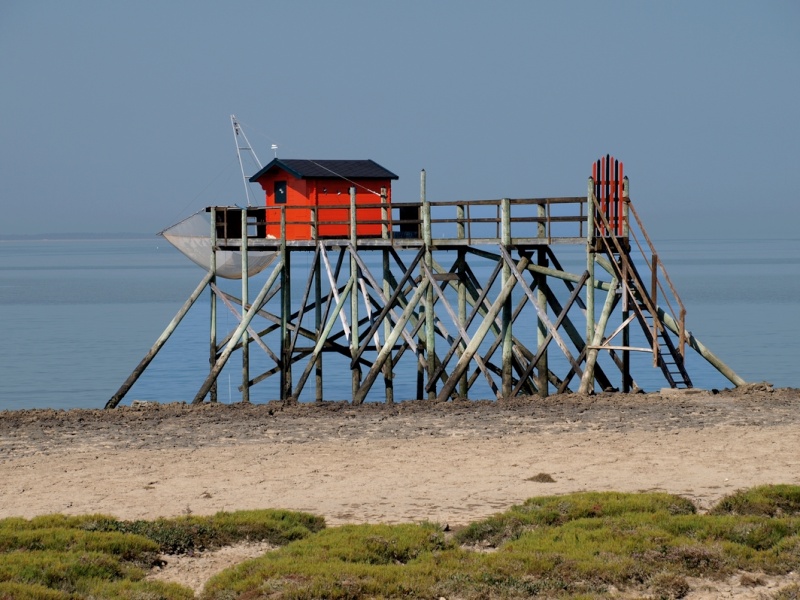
[350,187,361,398]
[578,276,619,394]
[292,278,355,399]
[586,177,596,391]
[658,308,746,387]
[436,255,531,401]
[511,270,589,396]
[315,242,323,401]
[350,247,425,367]
[500,246,583,379]
[105,271,213,408]
[241,209,250,403]
[464,292,532,397]
[420,261,498,396]
[288,245,320,359]
[501,199,513,397]
[354,277,430,404]
[422,175,436,400]
[427,259,502,386]
[192,258,284,404]
[211,283,280,365]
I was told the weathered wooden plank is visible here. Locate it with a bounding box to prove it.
[192,258,284,404]
[436,255,531,402]
[105,271,214,408]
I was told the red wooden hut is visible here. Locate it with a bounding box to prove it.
[249,159,398,240]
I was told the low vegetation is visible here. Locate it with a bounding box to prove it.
[0,510,324,600]
[3,486,800,599]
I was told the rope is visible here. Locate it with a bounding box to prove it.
[236,118,383,196]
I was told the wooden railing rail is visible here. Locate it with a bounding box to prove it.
[256,197,588,243]
[626,201,687,356]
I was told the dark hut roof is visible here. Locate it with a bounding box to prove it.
[249,159,398,182]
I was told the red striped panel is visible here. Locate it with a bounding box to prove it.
[591,154,625,237]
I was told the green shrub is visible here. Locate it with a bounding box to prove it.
[456,491,696,547]
[0,528,159,560]
[0,510,321,600]
[711,485,800,517]
[0,550,131,593]
[0,581,76,600]
[773,583,800,600]
[202,522,458,599]
[81,509,325,554]
[8,489,800,600]
[82,579,195,600]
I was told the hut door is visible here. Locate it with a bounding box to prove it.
[274,180,287,204]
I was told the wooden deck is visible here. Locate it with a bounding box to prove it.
[212,196,590,250]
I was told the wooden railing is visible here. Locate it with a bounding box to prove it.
[251,196,589,244]
[589,188,687,358]
[626,200,687,357]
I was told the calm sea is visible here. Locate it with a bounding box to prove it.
[1,237,798,411]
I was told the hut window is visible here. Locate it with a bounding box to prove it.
[274,180,287,204]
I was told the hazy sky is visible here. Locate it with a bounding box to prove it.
[1,1,798,239]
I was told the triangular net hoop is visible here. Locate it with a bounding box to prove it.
[160,209,276,280]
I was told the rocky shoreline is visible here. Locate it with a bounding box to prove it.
[1,384,794,460]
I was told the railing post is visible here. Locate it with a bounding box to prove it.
[536,201,549,397]
[350,187,361,399]
[381,191,394,403]
[457,202,467,398]
[651,253,659,365]
[315,241,323,402]
[622,176,630,391]
[241,209,250,403]
[311,205,318,241]
[622,176,630,239]
[421,170,436,400]
[380,187,388,240]
[280,207,292,401]
[585,177,596,393]
[501,198,512,397]
[209,208,218,403]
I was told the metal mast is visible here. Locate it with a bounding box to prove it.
[231,115,263,207]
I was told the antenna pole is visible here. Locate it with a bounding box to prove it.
[231,114,263,207]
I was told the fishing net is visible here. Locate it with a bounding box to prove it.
[160,209,276,279]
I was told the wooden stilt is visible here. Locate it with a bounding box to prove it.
[421,172,436,400]
[241,209,250,403]
[280,208,292,401]
[381,188,394,403]
[436,255,531,401]
[192,257,284,404]
[585,177,597,392]
[350,188,361,400]
[501,198,513,398]
[105,271,214,408]
[292,278,355,399]
[354,277,430,405]
[579,277,619,394]
[315,242,323,402]
[209,208,218,403]
[536,203,549,397]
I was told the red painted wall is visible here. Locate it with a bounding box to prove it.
[253,168,392,240]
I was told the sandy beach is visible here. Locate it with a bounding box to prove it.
[1,384,798,527]
[3,385,800,596]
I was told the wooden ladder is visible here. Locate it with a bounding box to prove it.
[591,154,692,389]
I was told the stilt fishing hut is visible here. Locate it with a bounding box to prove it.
[106,153,745,408]
[248,159,398,239]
